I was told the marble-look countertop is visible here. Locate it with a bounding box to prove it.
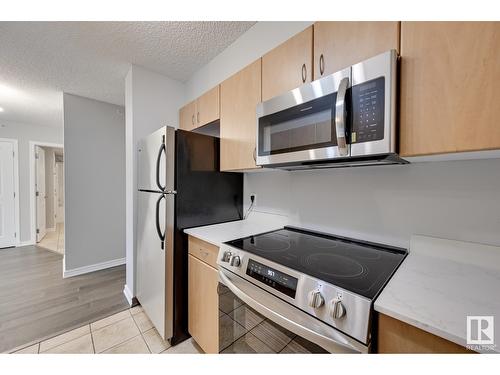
[375,235,500,353]
[184,211,289,247]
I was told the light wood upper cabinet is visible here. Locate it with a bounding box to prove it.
[262,26,313,101]
[400,22,500,156]
[196,86,220,127]
[188,250,219,354]
[179,100,196,131]
[220,59,262,171]
[179,86,220,131]
[313,22,400,80]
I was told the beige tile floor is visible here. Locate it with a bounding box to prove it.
[10,306,204,354]
[37,223,65,255]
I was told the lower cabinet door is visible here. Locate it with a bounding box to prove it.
[377,313,474,353]
[188,254,219,353]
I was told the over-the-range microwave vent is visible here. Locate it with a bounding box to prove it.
[268,153,409,171]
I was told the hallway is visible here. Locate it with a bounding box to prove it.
[0,245,128,353]
[37,223,64,254]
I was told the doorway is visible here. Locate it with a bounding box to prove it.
[30,142,64,254]
[0,138,20,249]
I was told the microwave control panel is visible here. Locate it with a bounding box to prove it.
[350,76,385,144]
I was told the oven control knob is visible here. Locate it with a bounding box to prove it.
[222,251,232,263]
[230,255,241,267]
[330,298,346,319]
[307,290,325,309]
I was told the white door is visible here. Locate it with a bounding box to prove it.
[35,146,47,242]
[53,161,58,225]
[56,162,64,223]
[0,141,16,248]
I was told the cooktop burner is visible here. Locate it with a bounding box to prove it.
[225,227,407,300]
[250,236,291,252]
[302,253,366,279]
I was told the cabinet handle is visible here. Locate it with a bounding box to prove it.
[197,112,200,124]
[301,64,307,83]
[191,114,195,125]
[319,54,325,76]
[253,147,256,162]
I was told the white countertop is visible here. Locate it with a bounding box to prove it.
[184,211,289,247]
[375,235,500,353]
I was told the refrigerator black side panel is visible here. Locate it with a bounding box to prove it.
[170,228,190,346]
[170,130,243,345]
[175,130,243,228]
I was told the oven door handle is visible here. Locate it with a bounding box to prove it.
[335,76,349,157]
[218,268,367,353]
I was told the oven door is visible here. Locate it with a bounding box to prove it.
[218,268,368,354]
[256,68,351,167]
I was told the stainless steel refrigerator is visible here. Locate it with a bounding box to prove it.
[136,126,243,345]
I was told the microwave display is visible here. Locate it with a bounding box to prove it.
[258,93,337,156]
[246,259,298,298]
[351,77,385,144]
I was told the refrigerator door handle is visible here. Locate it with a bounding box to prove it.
[156,141,166,191]
[155,193,166,250]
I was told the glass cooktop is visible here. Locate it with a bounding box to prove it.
[225,227,407,300]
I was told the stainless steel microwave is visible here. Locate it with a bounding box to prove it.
[255,50,407,170]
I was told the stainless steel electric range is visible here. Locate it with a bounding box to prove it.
[217,226,407,353]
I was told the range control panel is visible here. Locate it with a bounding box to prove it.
[350,76,385,144]
[246,259,298,298]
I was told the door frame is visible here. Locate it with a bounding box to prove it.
[0,138,20,247]
[29,141,64,245]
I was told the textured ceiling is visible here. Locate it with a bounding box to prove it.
[0,21,255,127]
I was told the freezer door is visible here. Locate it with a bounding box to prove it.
[137,126,167,192]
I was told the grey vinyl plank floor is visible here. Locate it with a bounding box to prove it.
[0,245,129,353]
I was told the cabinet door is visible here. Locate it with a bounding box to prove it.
[196,86,220,127]
[313,21,400,80]
[377,314,473,353]
[179,100,196,131]
[188,254,219,353]
[220,59,261,171]
[262,26,313,101]
[400,22,500,156]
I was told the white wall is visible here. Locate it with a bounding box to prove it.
[184,21,312,103]
[245,159,500,249]
[187,21,500,251]
[125,65,186,302]
[0,121,63,243]
[63,93,126,272]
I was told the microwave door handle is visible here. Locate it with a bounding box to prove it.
[335,77,349,157]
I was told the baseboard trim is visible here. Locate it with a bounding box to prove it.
[18,240,35,247]
[63,257,126,278]
[123,284,138,307]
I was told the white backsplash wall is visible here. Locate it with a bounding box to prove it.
[244,158,500,250]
